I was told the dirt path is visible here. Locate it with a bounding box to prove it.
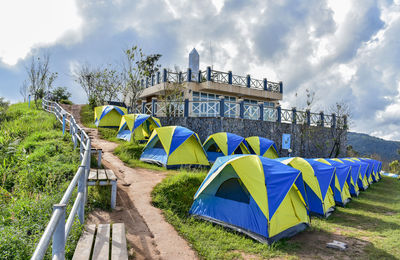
[64,105,197,260]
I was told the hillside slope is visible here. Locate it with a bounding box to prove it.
[347,132,400,162]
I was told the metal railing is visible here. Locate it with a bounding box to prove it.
[32,98,91,260]
[143,67,283,93]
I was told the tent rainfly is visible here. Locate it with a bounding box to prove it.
[316,159,352,206]
[94,105,127,127]
[190,155,310,244]
[276,157,336,218]
[117,114,161,141]
[245,136,279,159]
[140,126,209,169]
[203,132,250,163]
[338,158,361,197]
[350,158,370,190]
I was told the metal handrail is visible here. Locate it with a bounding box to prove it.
[31,98,91,260]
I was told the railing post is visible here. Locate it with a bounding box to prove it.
[292,107,297,124]
[77,166,85,224]
[52,204,66,260]
[332,113,336,128]
[145,77,149,88]
[184,99,189,117]
[279,81,283,94]
[228,71,232,85]
[62,113,66,136]
[219,96,225,117]
[207,66,212,81]
[320,111,324,127]
[157,71,160,84]
[80,131,84,160]
[73,121,77,149]
[141,79,144,87]
[187,68,192,82]
[306,109,311,126]
[163,68,168,82]
[259,102,264,121]
[151,74,154,86]
[263,78,268,91]
[246,75,251,88]
[198,70,202,83]
[152,97,157,117]
[178,71,182,83]
[28,95,31,108]
[85,140,91,206]
[142,100,146,114]
[277,106,281,123]
[239,99,244,119]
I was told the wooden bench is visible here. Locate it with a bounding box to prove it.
[88,169,117,209]
[72,223,128,260]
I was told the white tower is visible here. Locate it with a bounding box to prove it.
[189,48,199,81]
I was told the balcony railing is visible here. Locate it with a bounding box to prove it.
[142,67,283,93]
[142,98,346,129]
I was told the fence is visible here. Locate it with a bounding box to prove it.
[31,98,91,260]
[141,66,283,94]
[142,98,347,129]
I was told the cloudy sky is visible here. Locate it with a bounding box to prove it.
[0,0,400,140]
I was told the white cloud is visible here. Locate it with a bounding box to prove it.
[0,0,82,66]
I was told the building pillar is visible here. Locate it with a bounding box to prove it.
[198,70,202,83]
[263,78,268,91]
[279,81,283,93]
[152,97,157,117]
[184,99,189,117]
[277,106,281,123]
[258,102,264,121]
[239,99,244,119]
[292,107,297,124]
[157,71,160,84]
[207,66,212,81]
[163,68,168,82]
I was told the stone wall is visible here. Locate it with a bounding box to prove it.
[159,117,347,158]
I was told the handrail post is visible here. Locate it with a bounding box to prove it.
[198,70,202,83]
[157,71,160,84]
[187,68,192,82]
[73,121,77,149]
[320,111,324,127]
[77,166,85,224]
[246,75,251,88]
[263,78,268,91]
[62,113,66,135]
[207,66,212,81]
[151,74,154,86]
[52,204,66,260]
[332,113,336,128]
[80,131,84,160]
[151,97,157,117]
[279,81,283,94]
[259,102,264,121]
[97,149,102,168]
[163,68,168,82]
[228,71,232,85]
[292,107,297,124]
[85,141,91,205]
[219,96,225,118]
[277,106,281,123]
[184,99,189,117]
[306,109,311,126]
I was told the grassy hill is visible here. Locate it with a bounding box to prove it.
[347,132,400,163]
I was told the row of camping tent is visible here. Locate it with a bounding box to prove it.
[94,106,279,166]
[189,155,382,244]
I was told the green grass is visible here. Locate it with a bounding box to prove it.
[0,102,85,259]
[80,104,96,128]
[151,172,400,259]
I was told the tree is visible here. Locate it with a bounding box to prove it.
[158,66,185,117]
[328,101,350,158]
[73,63,99,108]
[121,46,161,111]
[346,145,359,157]
[25,54,58,108]
[51,87,71,103]
[19,80,28,102]
[389,160,400,173]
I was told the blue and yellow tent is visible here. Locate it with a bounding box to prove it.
[245,136,279,159]
[190,155,309,244]
[203,132,250,163]
[359,158,376,183]
[375,160,383,180]
[317,159,352,206]
[276,157,336,218]
[117,114,161,142]
[339,158,361,196]
[140,126,209,169]
[94,105,127,127]
[350,158,369,190]
[361,158,381,182]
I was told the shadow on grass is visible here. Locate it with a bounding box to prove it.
[348,200,399,215]
[288,228,397,259]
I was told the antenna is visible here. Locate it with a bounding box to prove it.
[209,40,213,70]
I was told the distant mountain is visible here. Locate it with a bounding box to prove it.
[347,132,400,163]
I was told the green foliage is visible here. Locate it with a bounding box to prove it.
[152,172,400,259]
[80,104,96,128]
[0,102,81,259]
[51,86,72,103]
[389,160,400,173]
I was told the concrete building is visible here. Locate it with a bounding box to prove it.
[138,48,283,114]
